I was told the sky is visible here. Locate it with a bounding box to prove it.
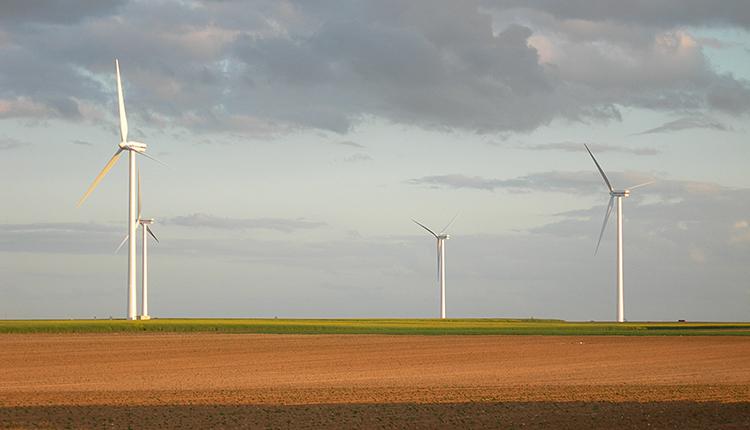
[0,0,749,321]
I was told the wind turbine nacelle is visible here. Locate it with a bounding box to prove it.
[612,190,630,197]
[119,141,147,151]
[129,141,148,151]
[438,234,450,240]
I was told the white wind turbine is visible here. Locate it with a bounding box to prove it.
[413,215,458,319]
[79,59,158,320]
[585,144,653,323]
[136,172,159,320]
[114,172,159,320]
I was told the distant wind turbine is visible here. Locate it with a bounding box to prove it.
[78,59,159,320]
[413,215,458,319]
[137,172,159,320]
[585,144,653,323]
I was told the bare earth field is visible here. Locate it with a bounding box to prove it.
[1,334,748,429]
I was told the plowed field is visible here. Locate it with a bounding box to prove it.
[1,334,748,428]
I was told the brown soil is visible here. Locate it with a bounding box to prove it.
[1,334,748,429]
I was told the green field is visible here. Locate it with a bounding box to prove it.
[0,318,749,335]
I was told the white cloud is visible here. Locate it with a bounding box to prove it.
[518,141,659,155]
[163,213,326,233]
[343,153,372,163]
[407,171,657,194]
[0,136,28,150]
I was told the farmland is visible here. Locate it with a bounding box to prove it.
[1,317,749,335]
[1,330,749,428]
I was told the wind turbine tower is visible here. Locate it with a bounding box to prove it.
[413,215,458,319]
[584,144,652,323]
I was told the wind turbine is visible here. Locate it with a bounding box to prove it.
[413,215,458,319]
[78,59,156,320]
[114,172,159,320]
[137,172,158,320]
[585,144,653,323]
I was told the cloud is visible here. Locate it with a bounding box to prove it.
[408,174,506,191]
[0,222,119,234]
[519,141,659,155]
[0,136,28,150]
[688,245,707,263]
[229,11,561,133]
[488,0,750,29]
[730,220,750,244]
[2,187,748,321]
[535,180,750,261]
[125,201,750,320]
[0,222,121,254]
[0,1,748,136]
[163,213,326,233]
[636,116,731,135]
[406,171,734,200]
[407,171,616,193]
[331,140,365,148]
[0,0,125,25]
[0,97,58,119]
[343,153,372,163]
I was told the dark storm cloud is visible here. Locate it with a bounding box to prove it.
[164,213,326,232]
[0,0,749,134]
[229,6,562,133]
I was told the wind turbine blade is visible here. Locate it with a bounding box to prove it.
[412,219,438,238]
[594,196,615,255]
[137,169,142,221]
[135,150,168,166]
[584,144,614,192]
[115,234,129,254]
[115,59,128,143]
[440,212,460,234]
[77,148,124,207]
[146,226,159,243]
[627,180,655,191]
